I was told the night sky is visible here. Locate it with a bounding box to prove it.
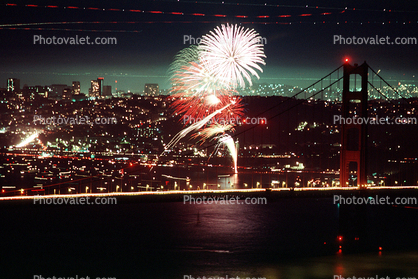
[0,0,417,92]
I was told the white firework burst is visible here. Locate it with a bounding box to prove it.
[199,23,266,89]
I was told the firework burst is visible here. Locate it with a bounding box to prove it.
[172,94,244,127]
[164,24,266,173]
[199,23,266,89]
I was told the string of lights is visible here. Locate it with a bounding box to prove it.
[0,20,416,32]
[4,2,418,14]
[2,3,341,18]
[147,0,418,14]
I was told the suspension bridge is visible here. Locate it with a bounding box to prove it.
[1,60,418,197]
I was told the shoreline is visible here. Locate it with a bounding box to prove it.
[1,187,417,205]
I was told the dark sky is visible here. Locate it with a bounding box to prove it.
[0,0,417,92]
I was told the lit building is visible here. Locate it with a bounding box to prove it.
[90,77,103,97]
[115,90,125,98]
[72,81,81,95]
[62,88,72,100]
[7,78,20,93]
[22,85,48,98]
[144,84,159,96]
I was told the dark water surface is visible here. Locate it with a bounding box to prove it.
[1,197,417,279]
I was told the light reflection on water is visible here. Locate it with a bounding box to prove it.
[157,200,417,279]
[1,196,417,279]
[256,251,418,279]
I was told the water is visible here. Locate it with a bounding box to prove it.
[156,165,332,190]
[1,197,417,278]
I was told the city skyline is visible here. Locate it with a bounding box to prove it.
[1,1,418,278]
[1,1,417,92]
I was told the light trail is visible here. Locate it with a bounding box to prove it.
[16,132,39,148]
[162,103,231,155]
[1,186,417,201]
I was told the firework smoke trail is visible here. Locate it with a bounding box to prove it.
[161,103,231,156]
[203,126,238,174]
[195,124,234,142]
[174,94,244,128]
[219,135,238,174]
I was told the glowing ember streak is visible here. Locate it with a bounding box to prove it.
[16,132,38,147]
[162,103,231,154]
[218,134,238,173]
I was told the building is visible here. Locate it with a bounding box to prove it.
[72,81,81,95]
[50,84,69,99]
[90,79,100,97]
[144,84,159,96]
[115,90,125,98]
[22,85,48,98]
[102,85,112,97]
[7,78,20,93]
[62,88,72,100]
[90,77,103,97]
